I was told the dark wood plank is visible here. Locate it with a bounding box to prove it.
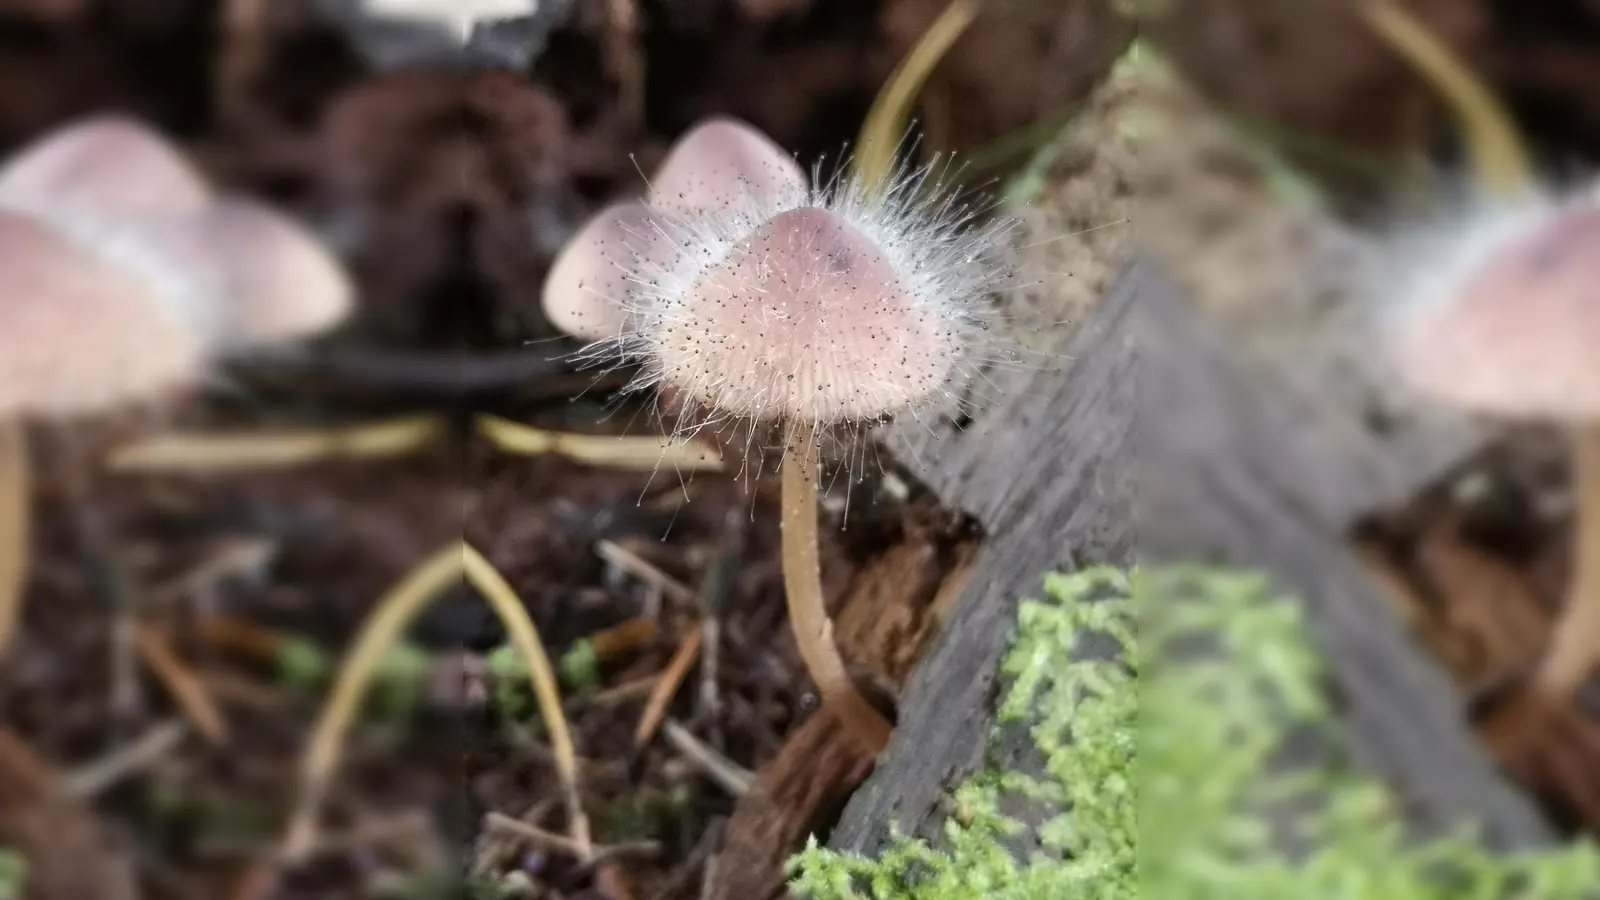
[1135,260,1553,850]
[828,256,1137,854]
[830,258,1553,863]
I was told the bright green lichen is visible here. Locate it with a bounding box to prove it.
[787,564,1600,899]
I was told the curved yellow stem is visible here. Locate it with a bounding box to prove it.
[855,0,981,189]
[1362,0,1532,195]
[281,540,591,864]
[282,542,466,861]
[462,543,590,856]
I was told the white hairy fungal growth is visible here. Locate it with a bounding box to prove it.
[544,117,1019,440]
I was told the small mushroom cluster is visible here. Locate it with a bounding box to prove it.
[0,114,353,657]
[544,117,1009,432]
[0,115,352,416]
[541,117,1013,751]
[1389,188,1600,698]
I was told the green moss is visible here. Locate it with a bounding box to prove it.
[786,564,1600,899]
[0,849,24,900]
[789,566,1135,899]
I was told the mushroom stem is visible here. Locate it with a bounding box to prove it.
[1538,427,1600,696]
[0,418,27,659]
[779,436,892,753]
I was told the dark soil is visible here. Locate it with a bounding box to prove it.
[1154,0,1600,197]
[0,1,1128,898]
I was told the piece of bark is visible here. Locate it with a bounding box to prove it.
[705,515,979,900]
[1134,261,1555,850]
[0,728,138,900]
[827,255,1136,855]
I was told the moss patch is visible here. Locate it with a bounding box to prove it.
[787,564,1600,899]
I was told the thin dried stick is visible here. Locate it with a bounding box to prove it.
[476,414,723,472]
[461,543,592,857]
[66,719,187,798]
[0,420,27,659]
[1361,0,1531,195]
[660,719,754,797]
[148,538,277,606]
[109,415,447,473]
[282,542,467,862]
[595,540,695,604]
[779,439,891,752]
[633,627,703,747]
[136,625,230,746]
[484,812,659,862]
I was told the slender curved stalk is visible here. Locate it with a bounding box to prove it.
[461,543,591,857]
[780,437,892,753]
[0,419,27,659]
[281,542,467,862]
[282,538,593,864]
[855,0,981,188]
[1362,0,1531,195]
[1537,428,1600,696]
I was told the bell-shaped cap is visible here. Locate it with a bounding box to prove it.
[187,199,354,346]
[0,115,209,218]
[648,117,807,213]
[0,210,204,418]
[542,201,674,342]
[654,207,952,423]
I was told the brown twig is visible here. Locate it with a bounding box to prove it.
[634,628,703,747]
[198,615,287,665]
[135,624,230,746]
[590,616,660,659]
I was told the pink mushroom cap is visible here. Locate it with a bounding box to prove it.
[0,210,204,418]
[1395,205,1600,420]
[0,114,209,219]
[654,207,951,423]
[647,117,807,213]
[542,201,666,342]
[543,117,808,344]
[179,198,354,346]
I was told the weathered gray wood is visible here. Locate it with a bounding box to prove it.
[831,257,1554,862]
[1135,261,1554,850]
[828,256,1136,853]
